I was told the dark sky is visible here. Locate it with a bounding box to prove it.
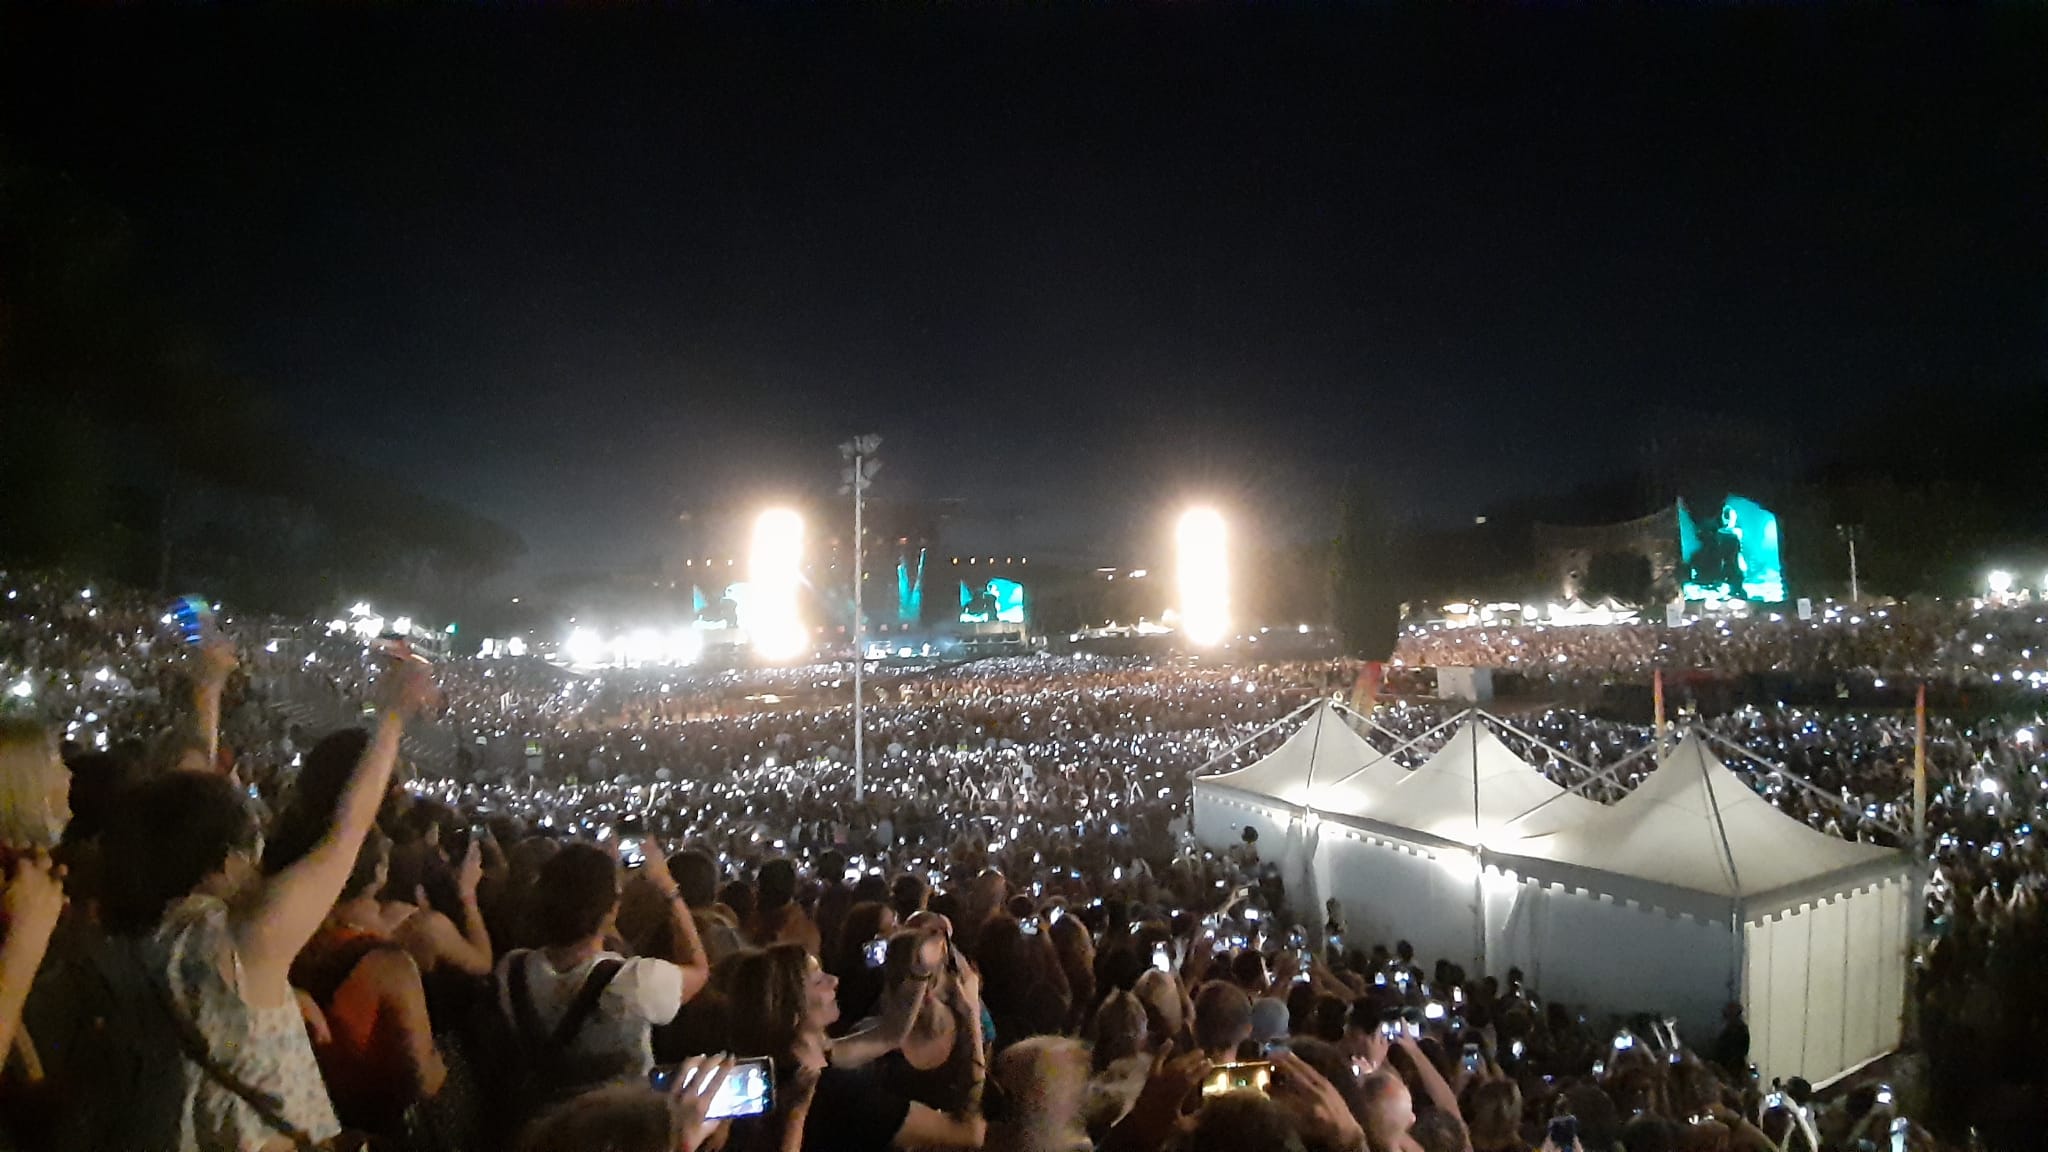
[6,8,2042,575]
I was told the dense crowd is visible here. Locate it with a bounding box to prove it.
[1394,609,2048,696]
[3,571,2044,1149]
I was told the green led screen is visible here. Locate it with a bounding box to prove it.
[959,578,1026,624]
[1678,495,1785,603]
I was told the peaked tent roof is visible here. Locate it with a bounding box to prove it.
[1503,733,1906,914]
[1334,720,1609,845]
[1197,701,1385,809]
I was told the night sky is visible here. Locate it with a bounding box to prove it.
[6,9,2041,574]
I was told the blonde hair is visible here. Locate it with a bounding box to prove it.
[0,718,66,849]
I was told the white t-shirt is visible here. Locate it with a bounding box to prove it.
[496,950,684,1076]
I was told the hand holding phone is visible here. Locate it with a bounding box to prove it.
[652,1055,775,1120]
[1545,1115,1579,1152]
[1201,1061,1273,1098]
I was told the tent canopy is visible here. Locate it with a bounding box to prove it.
[1198,701,1383,809]
[1503,733,1906,916]
[1330,722,1609,846]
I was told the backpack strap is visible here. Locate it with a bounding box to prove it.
[505,952,627,1057]
[549,958,626,1050]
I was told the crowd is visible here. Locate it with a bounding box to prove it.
[1394,608,2048,697]
[3,569,2043,1148]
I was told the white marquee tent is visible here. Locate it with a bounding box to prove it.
[1193,706,1913,1087]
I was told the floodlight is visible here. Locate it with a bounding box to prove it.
[748,508,807,660]
[1176,507,1230,647]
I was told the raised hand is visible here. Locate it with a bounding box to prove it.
[1270,1049,1366,1152]
[378,656,439,719]
[195,635,239,687]
[458,837,484,899]
[667,1054,733,1152]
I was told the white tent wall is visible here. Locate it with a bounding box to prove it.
[1318,824,1484,970]
[1743,875,1911,1087]
[1481,867,1738,1041]
[1193,786,1295,857]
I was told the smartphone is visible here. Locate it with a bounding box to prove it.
[1462,1043,1481,1073]
[1201,1061,1272,1098]
[1349,1054,1373,1082]
[1889,1117,1908,1152]
[1243,907,1262,922]
[619,837,646,867]
[864,937,890,969]
[1151,942,1173,973]
[1020,917,1040,937]
[1423,1000,1446,1021]
[1612,1030,1634,1051]
[171,595,215,645]
[1510,1039,1525,1060]
[650,1056,775,1120]
[1875,1085,1894,1106]
[1546,1115,1578,1151]
[1048,905,1065,925]
[1592,1059,1606,1077]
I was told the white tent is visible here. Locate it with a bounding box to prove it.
[1341,723,1608,844]
[1192,702,1386,913]
[1486,734,1912,1086]
[1194,711,1912,1088]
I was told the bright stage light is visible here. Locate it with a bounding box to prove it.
[622,628,662,667]
[564,626,605,667]
[1988,570,2014,595]
[1175,507,1230,648]
[668,626,705,666]
[748,508,807,661]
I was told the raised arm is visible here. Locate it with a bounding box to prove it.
[640,849,711,1003]
[191,638,239,769]
[407,838,495,977]
[235,660,435,995]
[1394,1033,1462,1122]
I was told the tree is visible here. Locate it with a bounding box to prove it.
[1332,476,1403,662]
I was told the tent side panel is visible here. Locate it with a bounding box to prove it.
[1194,786,1294,857]
[1755,907,1812,1087]
[1319,831,1482,972]
[1744,875,1910,1087]
[1486,874,1735,1041]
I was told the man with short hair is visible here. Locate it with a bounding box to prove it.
[1358,1072,1422,1152]
[493,844,710,1082]
[1193,980,1255,1061]
[749,856,822,957]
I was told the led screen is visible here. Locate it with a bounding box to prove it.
[960,578,1026,624]
[1678,495,1785,603]
[898,550,925,623]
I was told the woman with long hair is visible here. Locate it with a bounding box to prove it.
[0,718,68,1080]
[98,656,438,1151]
[718,942,985,1152]
[826,900,897,1028]
[868,927,984,1114]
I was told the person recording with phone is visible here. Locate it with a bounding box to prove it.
[719,942,985,1152]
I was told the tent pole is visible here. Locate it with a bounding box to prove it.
[1315,709,1469,791]
[1475,709,1612,783]
[1703,729,1909,842]
[1472,714,1486,973]
[1190,698,1321,778]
